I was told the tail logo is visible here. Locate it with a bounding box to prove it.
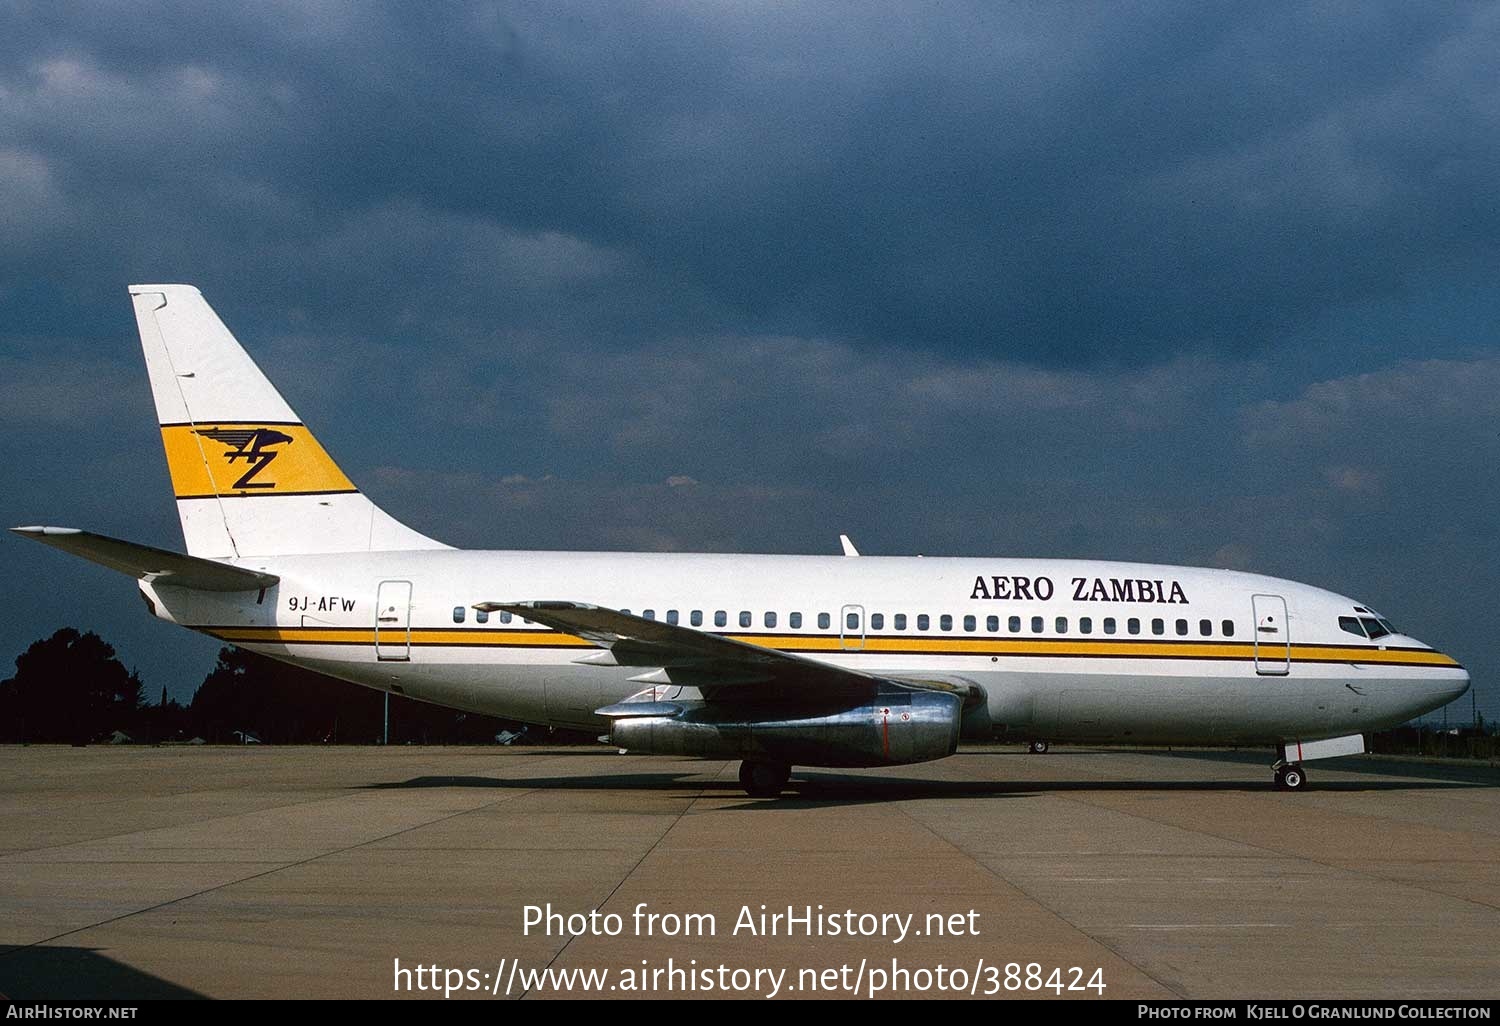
[195,427,295,490]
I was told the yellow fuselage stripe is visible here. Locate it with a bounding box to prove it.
[203,627,1460,667]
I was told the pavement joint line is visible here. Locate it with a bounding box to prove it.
[0,783,542,961]
[1056,789,1500,915]
[0,751,591,859]
[518,759,724,999]
[890,795,1187,1000]
[0,789,369,859]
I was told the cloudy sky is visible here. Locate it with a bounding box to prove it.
[2,2,1495,724]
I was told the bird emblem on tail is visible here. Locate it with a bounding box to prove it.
[194,426,295,489]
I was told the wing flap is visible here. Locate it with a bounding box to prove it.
[12,526,279,592]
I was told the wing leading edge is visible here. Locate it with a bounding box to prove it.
[473,601,979,707]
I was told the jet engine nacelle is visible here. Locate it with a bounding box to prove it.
[605,689,963,768]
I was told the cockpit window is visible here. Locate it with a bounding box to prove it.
[1359,617,1389,640]
[1338,616,1366,638]
[1378,618,1398,635]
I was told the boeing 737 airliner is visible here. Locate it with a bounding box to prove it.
[14,285,1470,796]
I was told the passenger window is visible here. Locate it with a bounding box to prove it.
[1079,617,1092,634]
[894,613,907,630]
[1175,618,1188,636]
[452,606,466,623]
[476,609,489,624]
[1031,616,1043,633]
[1199,619,1211,636]
[987,615,999,632]
[790,612,802,629]
[1103,617,1115,635]
[715,610,727,627]
[1009,615,1021,633]
[847,612,860,630]
[918,614,930,631]
[1056,616,1068,633]
[871,613,884,630]
[1222,619,1234,637]
[739,611,752,628]
[1128,618,1141,635]
[764,611,776,628]
[644,609,656,621]
[666,609,679,625]
[691,610,702,626]
[1152,618,1165,636]
[964,615,976,632]
[940,614,952,631]
[819,612,831,629]
[500,611,513,624]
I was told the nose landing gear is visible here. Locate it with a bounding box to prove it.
[1272,761,1307,791]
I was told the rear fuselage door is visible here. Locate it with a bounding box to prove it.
[1252,593,1290,676]
[376,580,412,661]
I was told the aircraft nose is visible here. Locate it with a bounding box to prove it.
[1422,661,1471,711]
[1448,666,1472,703]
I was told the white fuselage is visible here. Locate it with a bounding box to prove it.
[141,551,1469,747]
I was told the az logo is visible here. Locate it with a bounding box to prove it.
[195,427,294,489]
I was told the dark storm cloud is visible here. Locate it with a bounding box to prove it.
[3,2,1497,360]
[1,2,1495,721]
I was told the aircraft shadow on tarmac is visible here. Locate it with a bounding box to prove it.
[0,945,204,1000]
[361,769,1489,807]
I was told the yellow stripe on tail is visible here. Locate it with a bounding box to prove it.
[160,422,356,499]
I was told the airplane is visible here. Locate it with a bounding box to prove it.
[13,285,1470,797]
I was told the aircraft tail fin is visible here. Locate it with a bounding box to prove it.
[128,284,448,558]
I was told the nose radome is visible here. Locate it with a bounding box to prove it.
[1451,666,1472,701]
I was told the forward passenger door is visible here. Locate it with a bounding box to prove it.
[1252,593,1290,675]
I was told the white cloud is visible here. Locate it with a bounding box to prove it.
[1243,358,1500,447]
[303,202,627,293]
[0,147,71,243]
[0,352,140,426]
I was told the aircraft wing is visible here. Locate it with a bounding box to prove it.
[11,526,280,592]
[474,601,975,704]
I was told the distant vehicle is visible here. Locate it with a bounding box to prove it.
[495,728,527,746]
[230,730,262,745]
[15,285,1470,796]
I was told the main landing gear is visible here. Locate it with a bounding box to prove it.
[1028,739,1050,754]
[1272,761,1308,791]
[739,760,791,798]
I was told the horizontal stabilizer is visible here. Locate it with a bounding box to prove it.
[12,526,279,592]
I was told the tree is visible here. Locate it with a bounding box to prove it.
[0,629,145,743]
[186,645,536,744]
